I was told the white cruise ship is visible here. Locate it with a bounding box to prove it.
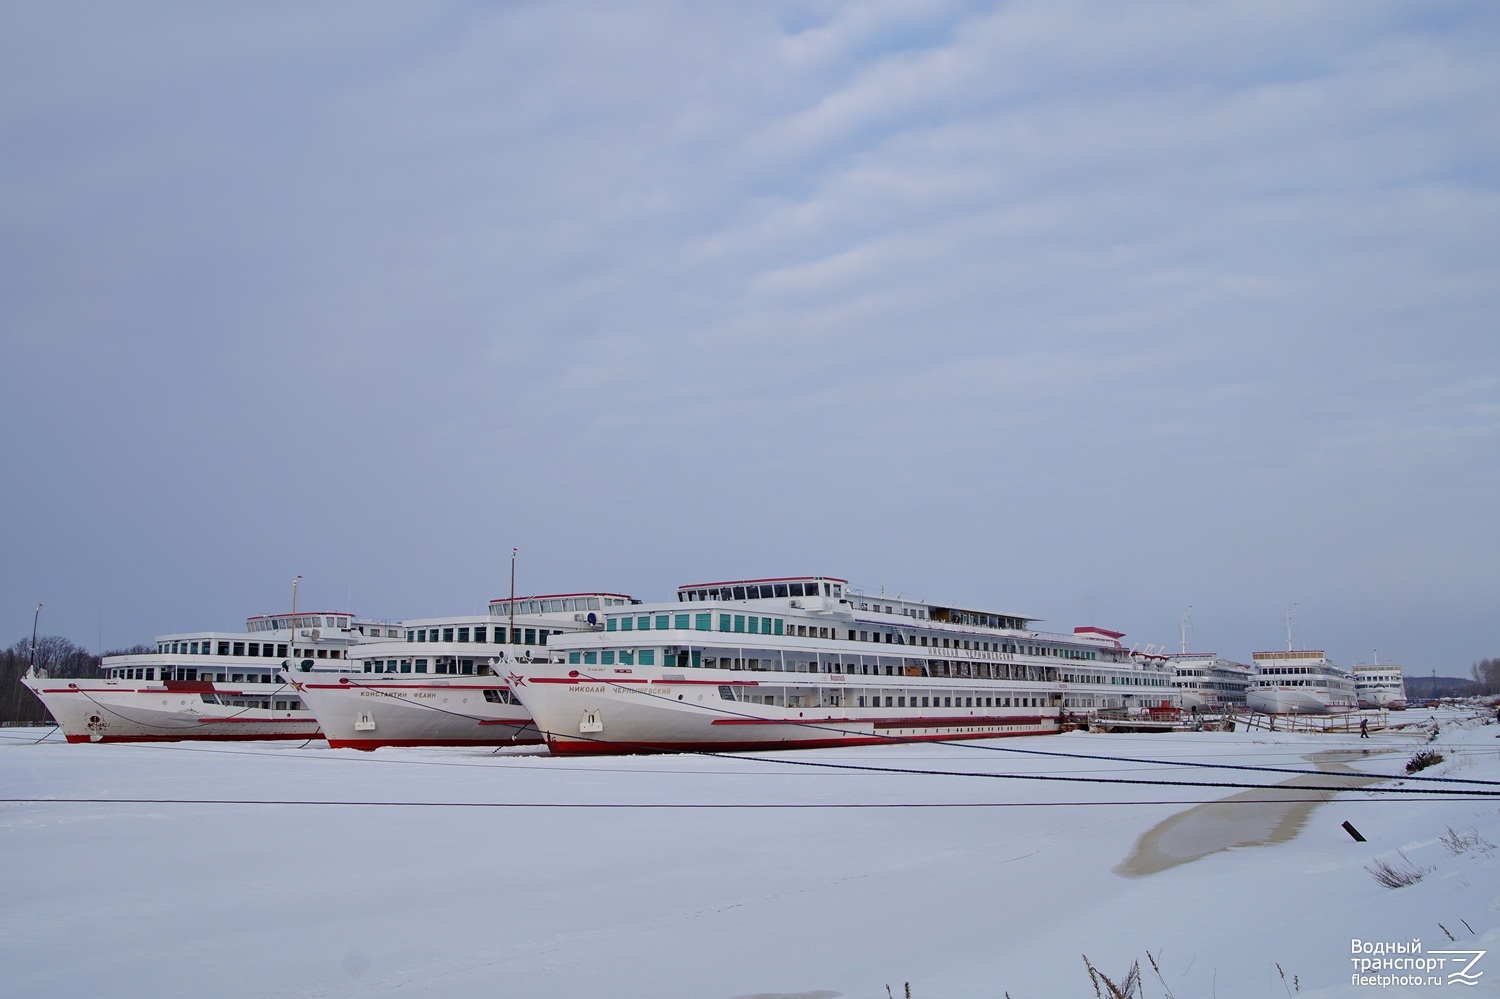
[507,575,1179,754]
[1169,653,1252,714]
[286,592,637,749]
[1246,650,1357,715]
[23,611,395,743]
[1353,662,1406,710]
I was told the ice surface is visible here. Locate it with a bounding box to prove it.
[1,710,1496,998]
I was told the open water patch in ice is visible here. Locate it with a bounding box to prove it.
[1115,749,1391,877]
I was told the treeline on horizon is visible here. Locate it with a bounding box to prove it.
[0,636,148,725]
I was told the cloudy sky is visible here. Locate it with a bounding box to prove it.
[3,1,1496,672]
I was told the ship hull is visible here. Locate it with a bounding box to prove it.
[290,676,540,750]
[513,674,1061,755]
[1246,687,1357,715]
[23,677,321,742]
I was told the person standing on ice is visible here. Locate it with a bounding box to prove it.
[1359,717,1369,738]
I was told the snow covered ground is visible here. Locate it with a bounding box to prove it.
[1,708,1496,998]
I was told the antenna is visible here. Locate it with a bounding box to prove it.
[1180,606,1191,654]
[1285,604,1296,652]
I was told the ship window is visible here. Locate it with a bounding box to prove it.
[747,616,758,634]
[584,652,597,665]
[458,628,469,642]
[677,614,691,630]
[656,615,670,630]
[734,615,745,633]
[538,629,549,645]
[602,652,615,665]
[694,614,709,631]
[638,616,651,630]
[898,696,906,707]
[607,618,617,631]
[525,629,536,645]
[475,626,487,642]
[620,650,634,665]
[568,652,581,664]
[774,619,783,635]
[789,582,805,597]
[775,583,788,597]
[639,650,655,665]
[719,615,731,632]
[621,618,634,631]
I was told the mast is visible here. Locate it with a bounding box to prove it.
[290,575,301,668]
[1285,604,1296,652]
[1180,606,1190,654]
[509,548,517,653]
[28,603,42,678]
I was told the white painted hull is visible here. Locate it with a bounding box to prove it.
[23,677,320,742]
[288,675,538,749]
[1246,687,1357,715]
[511,670,1061,754]
[1177,690,1248,713]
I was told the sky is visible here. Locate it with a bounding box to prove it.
[2,1,1497,672]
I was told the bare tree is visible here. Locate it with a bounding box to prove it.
[1471,658,1500,697]
[1,636,103,724]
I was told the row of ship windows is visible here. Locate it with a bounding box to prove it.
[493,596,628,615]
[679,581,841,602]
[407,627,551,645]
[729,691,1048,709]
[364,659,482,675]
[158,641,343,659]
[247,616,350,632]
[566,649,1168,684]
[198,694,303,711]
[110,667,287,682]
[605,612,1099,660]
